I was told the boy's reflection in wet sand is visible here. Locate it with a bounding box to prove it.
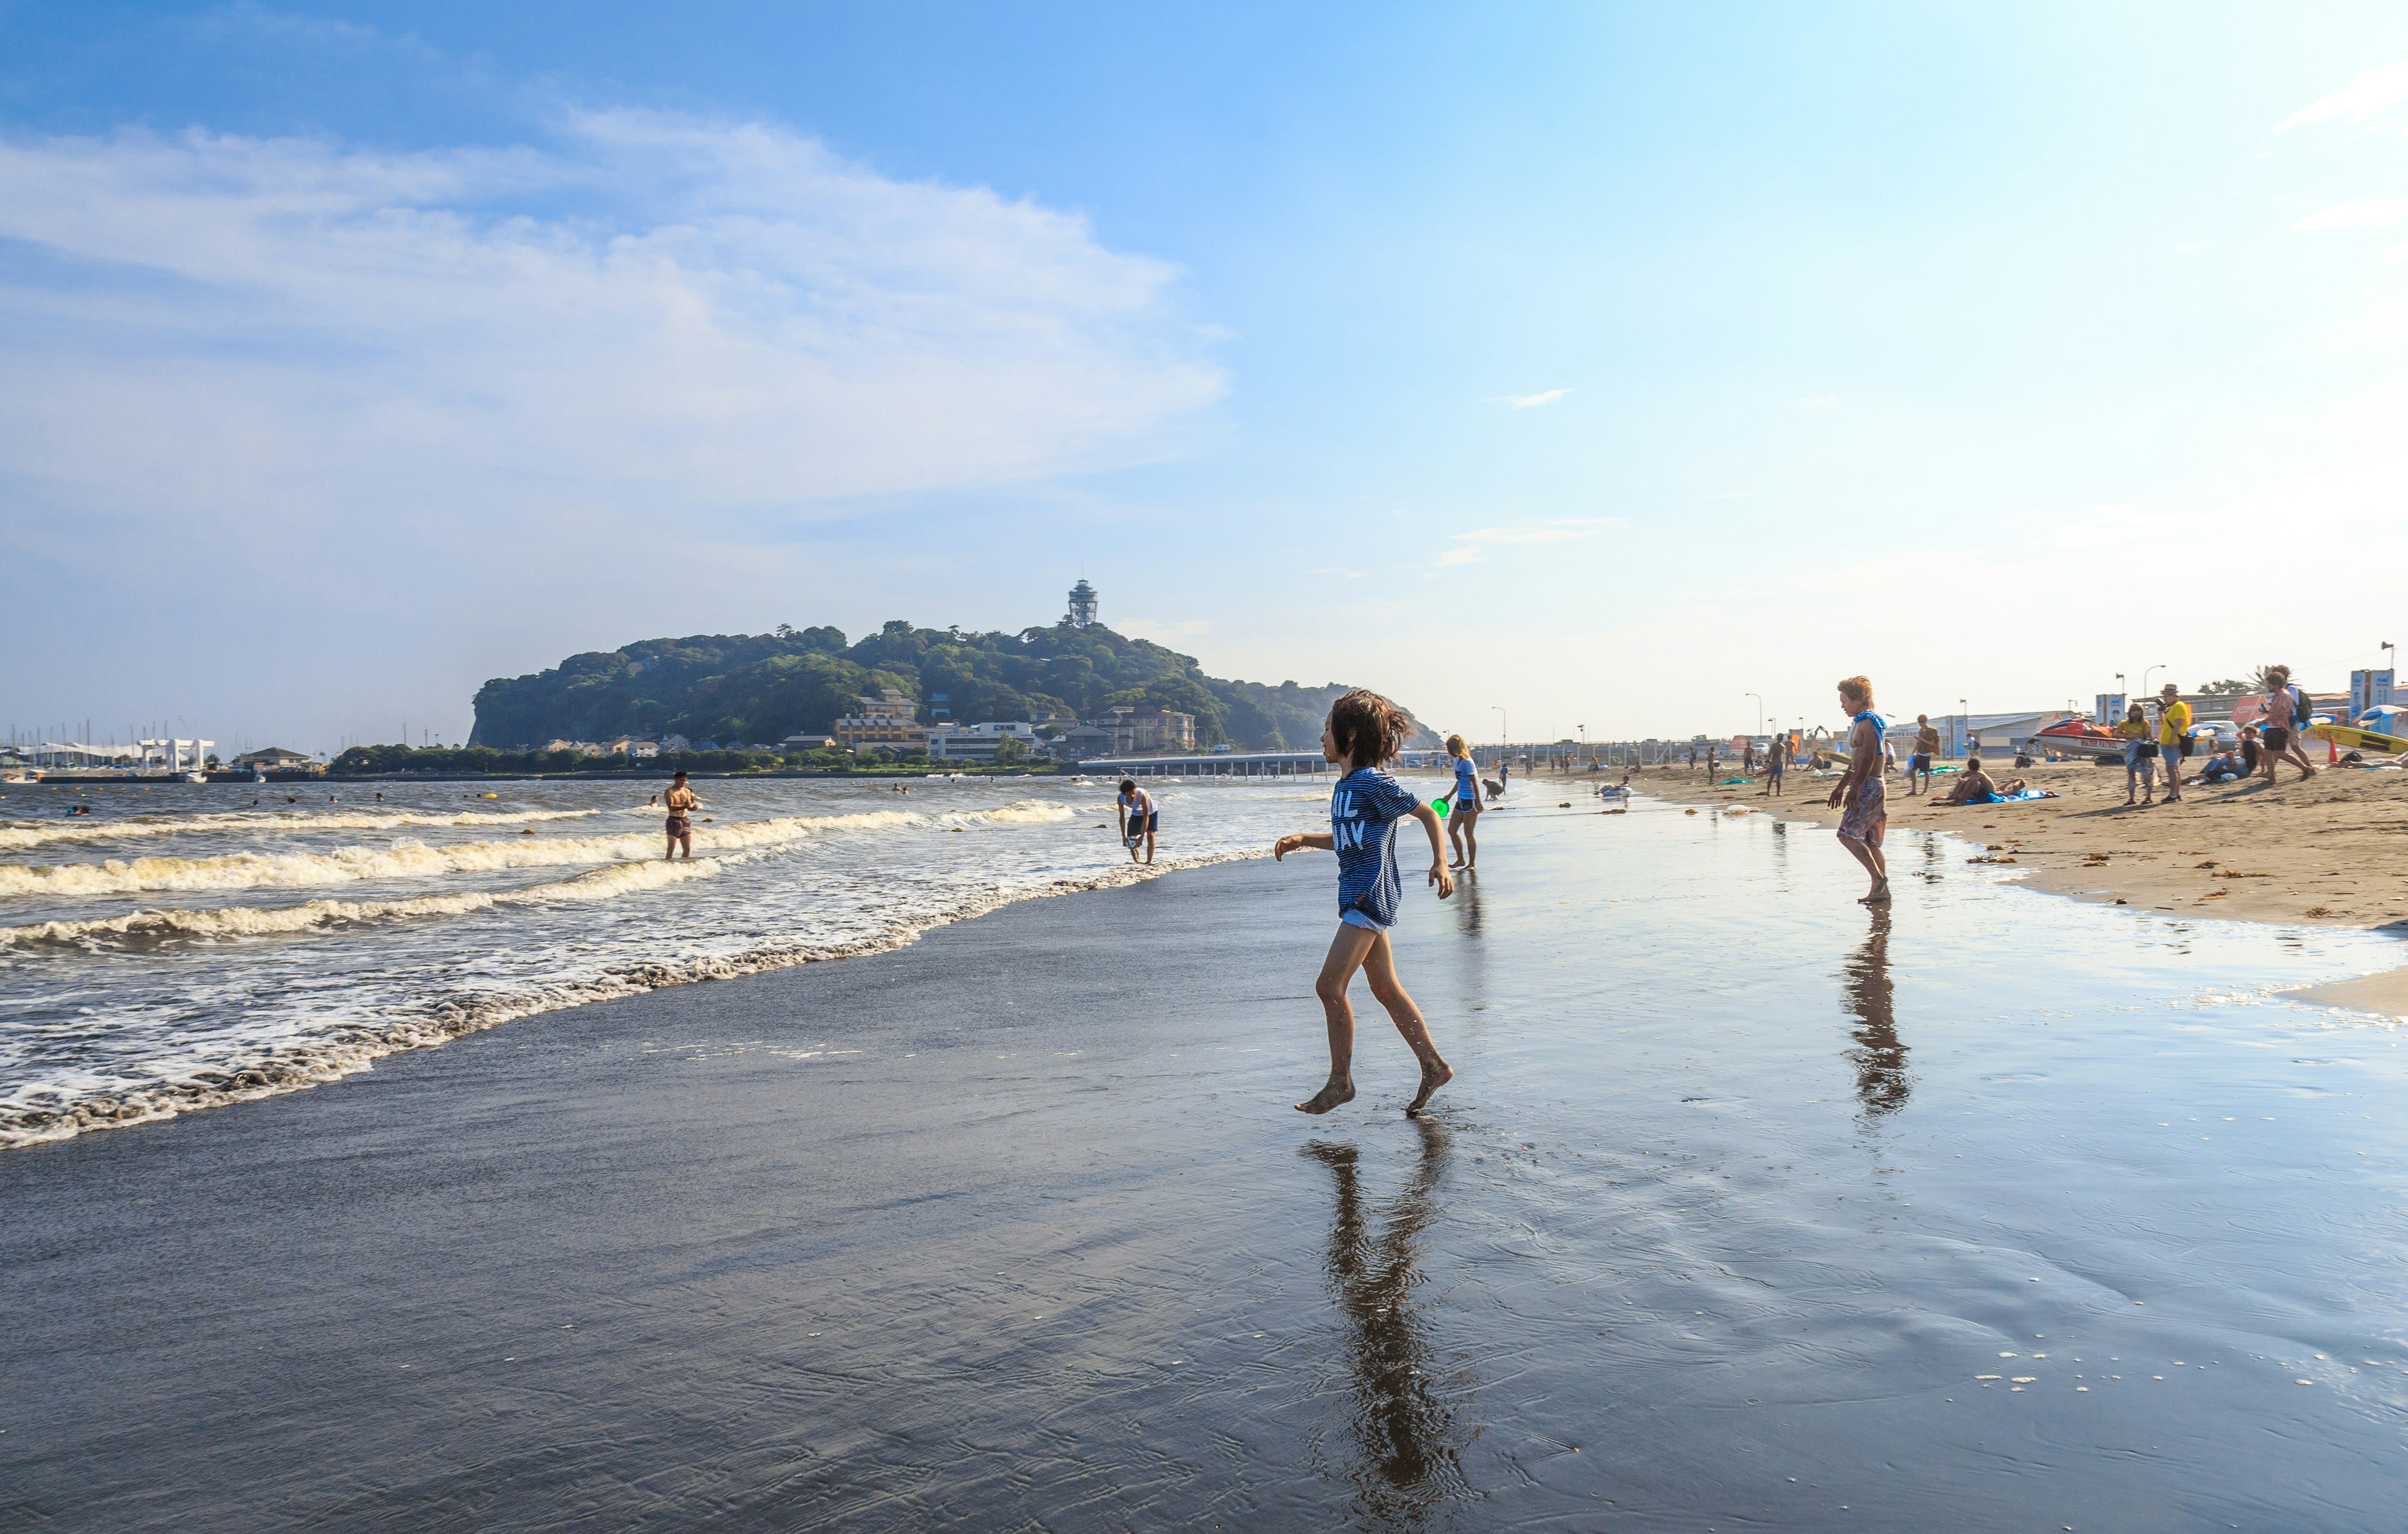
[1842,908,1909,1120]
[1302,1118,1472,1526]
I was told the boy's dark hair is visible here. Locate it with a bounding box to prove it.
[1119,779,1137,794]
[673,770,688,780]
[1328,689,1411,769]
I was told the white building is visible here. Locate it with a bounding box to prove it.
[927,722,1039,762]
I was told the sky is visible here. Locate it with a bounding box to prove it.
[4,2,2407,753]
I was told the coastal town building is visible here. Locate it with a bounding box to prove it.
[780,731,837,752]
[833,688,926,753]
[234,747,315,769]
[1099,703,1195,755]
[1049,723,1116,761]
[927,722,1038,762]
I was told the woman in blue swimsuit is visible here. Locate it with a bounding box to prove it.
[1444,733,1481,869]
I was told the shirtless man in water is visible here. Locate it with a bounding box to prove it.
[648,770,697,859]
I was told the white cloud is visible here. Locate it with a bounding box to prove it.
[1433,516,1619,567]
[2294,197,2408,229]
[1496,388,1571,409]
[1798,393,1840,410]
[2278,58,2408,131]
[0,113,1223,527]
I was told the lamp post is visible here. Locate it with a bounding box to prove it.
[1493,707,1507,750]
[2141,663,2166,703]
[1958,697,1968,759]
[1745,692,1763,738]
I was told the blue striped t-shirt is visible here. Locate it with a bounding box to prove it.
[1331,768,1422,925]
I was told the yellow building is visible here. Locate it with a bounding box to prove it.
[833,689,926,752]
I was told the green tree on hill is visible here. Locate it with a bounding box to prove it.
[468,621,1439,753]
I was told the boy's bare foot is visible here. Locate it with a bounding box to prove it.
[1407,1059,1454,1115]
[1860,881,1891,904]
[1296,1079,1356,1115]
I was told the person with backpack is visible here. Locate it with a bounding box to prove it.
[2259,666,2317,785]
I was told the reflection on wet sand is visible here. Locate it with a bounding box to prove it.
[1452,874,1485,938]
[1841,908,1909,1119]
[1304,1120,1473,1527]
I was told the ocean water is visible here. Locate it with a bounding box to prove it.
[0,774,1339,1148]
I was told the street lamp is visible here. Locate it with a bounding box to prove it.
[1959,697,1968,758]
[2141,663,2166,701]
[1745,692,1763,737]
[1493,707,1507,747]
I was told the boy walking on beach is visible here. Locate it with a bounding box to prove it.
[1909,715,1938,797]
[1762,735,1786,797]
[1274,690,1455,1117]
[1827,677,1889,903]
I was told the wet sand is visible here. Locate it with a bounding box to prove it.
[10,803,2408,1530]
[1617,758,2408,1000]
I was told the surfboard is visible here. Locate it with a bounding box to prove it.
[2308,722,2408,754]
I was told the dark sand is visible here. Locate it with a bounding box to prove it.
[10,804,2408,1531]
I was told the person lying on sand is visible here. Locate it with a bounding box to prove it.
[1933,756,2029,805]
[2195,750,2249,784]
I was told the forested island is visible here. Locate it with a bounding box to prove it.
[455,619,1435,758]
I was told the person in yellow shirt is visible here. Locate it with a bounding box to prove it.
[2115,701,2157,806]
[2155,683,2192,803]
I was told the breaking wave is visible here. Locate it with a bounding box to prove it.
[0,806,613,853]
[0,852,745,947]
[0,809,933,900]
[0,843,1263,1148]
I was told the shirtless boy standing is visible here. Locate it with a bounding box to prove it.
[649,771,697,859]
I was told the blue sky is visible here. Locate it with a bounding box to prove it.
[4,3,2407,751]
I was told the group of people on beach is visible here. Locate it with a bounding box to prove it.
[646,665,2343,1125]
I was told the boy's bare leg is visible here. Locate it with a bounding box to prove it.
[1839,831,1889,902]
[1361,931,1452,1114]
[1299,924,1379,1113]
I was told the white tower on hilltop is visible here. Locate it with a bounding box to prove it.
[1065,577,1099,628]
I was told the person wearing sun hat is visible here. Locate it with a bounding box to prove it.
[2155,683,2191,803]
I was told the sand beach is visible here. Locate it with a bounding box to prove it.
[11,791,2408,1530]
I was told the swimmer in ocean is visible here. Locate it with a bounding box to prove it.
[648,770,697,859]
[1274,690,1455,1117]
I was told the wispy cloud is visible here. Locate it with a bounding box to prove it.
[2278,58,2408,130]
[1494,388,1571,409]
[2294,197,2408,230]
[1117,617,1212,643]
[1432,516,1620,568]
[1798,393,1840,411]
